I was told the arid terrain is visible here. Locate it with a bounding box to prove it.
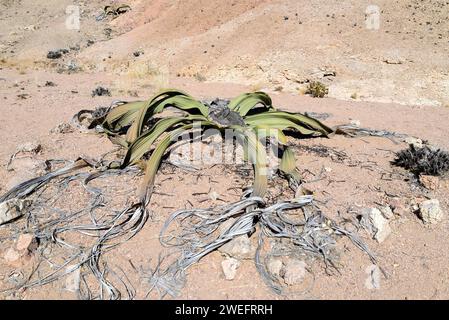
[0,0,448,300]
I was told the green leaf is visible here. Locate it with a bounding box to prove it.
[126,92,209,143]
[245,111,333,136]
[233,127,269,197]
[137,121,215,202]
[228,92,273,116]
[123,115,207,166]
[103,101,145,133]
[253,126,288,145]
[279,147,301,185]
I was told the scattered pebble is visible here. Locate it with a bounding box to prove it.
[360,208,392,243]
[221,258,240,280]
[419,199,443,224]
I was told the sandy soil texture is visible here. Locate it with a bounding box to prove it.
[0,0,448,300]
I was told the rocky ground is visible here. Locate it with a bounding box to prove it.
[0,0,448,300]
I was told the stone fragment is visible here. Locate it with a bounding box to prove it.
[361,208,392,243]
[419,199,443,224]
[221,258,240,280]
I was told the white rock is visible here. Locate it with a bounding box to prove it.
[218,234,255,260]
[419,199,443,224]
[405,137,423,149]
[64,265,81,292]
[0,199,31,226]
[16,142,41,154]
[350,119,361,127]
[283,259,307,286]
[266,258,283,278]
[221,258,240,280]
[380,206,394,220]
[361,208,392,243]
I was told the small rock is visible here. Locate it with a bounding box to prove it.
[350,119,361,127]
[283,259,307,286]
[47,51,62,59]
[221,258,240,280]
[47,49,68,59]
[0,199,31,226]
[64,265,81,292]
[51,122,74,134]
[218,234,255,260]
[3,248,20,263]
[44,81,56,87]
[16,234,36,252]
[383,58,404,65]
[17,93,30,100]
[380,206,394,220]
[419,199,443,224]
[133,50,144,57]
[383,52,405,65]
[419,175,440,190]
[66,60,79,72]
[16,142,41,154]
[266,258,283,278]
[405,137,423,149]
[23,25,36,31]
[360,208,392,243]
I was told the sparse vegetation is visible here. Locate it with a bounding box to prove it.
[98,89,333,201]
[306,81,329,98]
[393,145,449,176]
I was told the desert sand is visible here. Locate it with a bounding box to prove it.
[0,0,448,300]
